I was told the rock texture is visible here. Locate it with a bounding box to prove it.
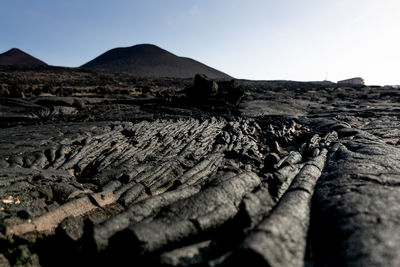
[0,66,400,266]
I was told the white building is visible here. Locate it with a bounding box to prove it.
[337,77,364,85]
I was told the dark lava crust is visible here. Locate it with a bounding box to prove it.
[1,66,400,266]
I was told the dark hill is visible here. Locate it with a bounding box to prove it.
[81,44,231,79]
[0,48,47,66]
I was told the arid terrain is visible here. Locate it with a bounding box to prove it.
[1,65,400,266]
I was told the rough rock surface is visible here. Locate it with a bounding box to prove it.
[1,66,400,266]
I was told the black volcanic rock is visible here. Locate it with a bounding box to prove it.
[81,44,231,79]
[2,66,400,266]
[188,74,219,100]
[0,48,47,66]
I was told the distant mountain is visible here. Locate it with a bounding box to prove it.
[0,48,47,66]
[81,44,231,79]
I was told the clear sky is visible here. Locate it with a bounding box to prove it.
[1,0,399,85]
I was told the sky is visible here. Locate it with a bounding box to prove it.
[0,0,399,85]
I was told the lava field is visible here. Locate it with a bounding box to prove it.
[1,66,400,266]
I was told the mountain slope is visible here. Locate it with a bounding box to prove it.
[81,44,231,79]
[0,48,47,66]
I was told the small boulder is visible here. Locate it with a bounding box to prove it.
[217,79,244,105]
[56,216,85,241]
[191,74,218,99]
[8,83,25,98]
